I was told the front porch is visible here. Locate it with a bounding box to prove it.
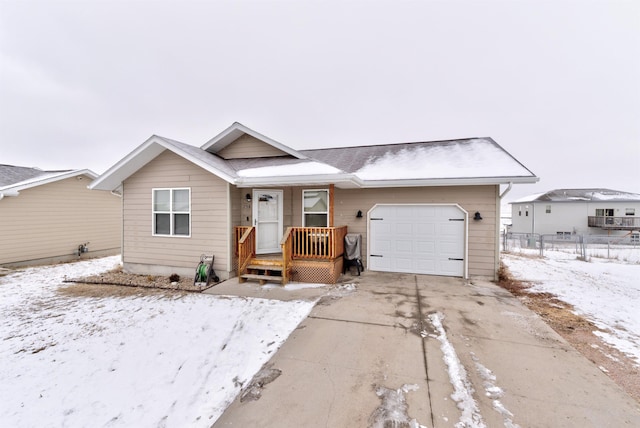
[236,225,348,285]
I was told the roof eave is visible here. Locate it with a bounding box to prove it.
[2,169,98,193]
[89,136,237,191]
[235,174,361,188]
[359,176,539,188]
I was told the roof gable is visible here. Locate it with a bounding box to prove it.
[201,122,307,160]
[89,135,237,191]
[216,134,291,159]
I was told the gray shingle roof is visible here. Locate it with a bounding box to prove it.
[515,188,640,203]
[300,139,477,173]
[0,165,69,187]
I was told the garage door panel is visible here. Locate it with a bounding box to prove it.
[416,223,436,235]
[369,204,465,277]
[372,238,391,253]
[415,240,436,254]
[395,239,413,253]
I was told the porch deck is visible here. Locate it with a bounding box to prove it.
[588,216,640,230]
[236,226,348,285]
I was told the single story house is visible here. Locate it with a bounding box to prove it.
[510,188,640,239]
[0,165,122,267]
[89,122,538,283]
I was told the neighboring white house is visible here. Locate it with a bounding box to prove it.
[510,188,640,239]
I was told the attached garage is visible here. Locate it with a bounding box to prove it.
[368,204,467,277]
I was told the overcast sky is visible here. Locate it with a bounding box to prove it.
[1,0,638,202]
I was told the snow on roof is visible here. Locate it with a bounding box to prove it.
[236,161,342,177]
[90,123,538,191]
[513,188,640,203]
[352,139,532,180]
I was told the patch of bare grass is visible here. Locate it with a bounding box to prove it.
[57,282,173,299]
[65,266,213,293]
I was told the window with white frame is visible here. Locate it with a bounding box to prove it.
[625,208,635,216]
[545,205,551,214]
[303,189,329,227]
[153,188,190,236]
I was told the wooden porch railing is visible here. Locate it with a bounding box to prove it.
[235,226,251,255]
[288,226,348,259]
[237,226,256,277]
[281,228,293,285]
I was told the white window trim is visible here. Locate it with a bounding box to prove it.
[302,188,329,227]
[152,188,191,237]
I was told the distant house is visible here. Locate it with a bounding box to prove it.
[510,188,640,239]
[89,122,537,283]
[0,165,121,267]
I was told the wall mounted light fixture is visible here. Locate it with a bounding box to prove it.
[356,210,363,218]
[474,211,483,221]
[245,193,252,202]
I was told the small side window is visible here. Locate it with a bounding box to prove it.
[625,208,635,216]
[303,189,329,227]
[545,205,551,214]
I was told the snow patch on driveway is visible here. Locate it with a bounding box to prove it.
[428,312,486,428]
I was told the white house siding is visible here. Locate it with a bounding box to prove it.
[511,201,640,236]
[122,151,231,278]
[289,185,499,279]
[0,176,121,267]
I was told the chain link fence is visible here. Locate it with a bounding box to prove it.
[502,232,640,262]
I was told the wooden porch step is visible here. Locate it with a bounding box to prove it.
[247,264,283,271]
[240,273,283,285]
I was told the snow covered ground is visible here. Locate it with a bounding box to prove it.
[502,248,640,366]
[0,256,316,427]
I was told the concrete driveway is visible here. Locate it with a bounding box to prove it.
[210,272,640,427]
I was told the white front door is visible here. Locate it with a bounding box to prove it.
[253,189,283,254]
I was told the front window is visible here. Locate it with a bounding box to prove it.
[153,188,190,236]
[303,189,329,227]
[545,205,551,214]
[625,208,635,216]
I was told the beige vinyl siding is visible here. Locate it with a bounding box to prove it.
[122,150,231,278]
[290,185,498,278]
[0,176,121,266]
[217,135,290,159]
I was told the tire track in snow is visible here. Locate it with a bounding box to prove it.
[470,352,521,428]
[427,312,486,428]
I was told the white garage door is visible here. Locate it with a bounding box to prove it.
[368,204,466,277]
